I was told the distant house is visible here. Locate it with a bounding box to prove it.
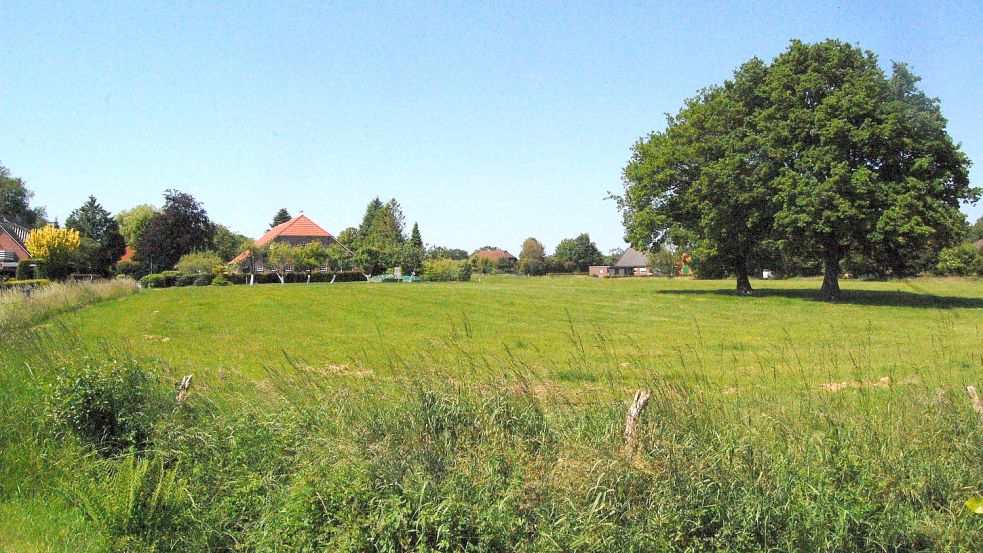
[473,248,517,267]
[589,247,653,277]
[0,216,31,275]
[230,214,351,273]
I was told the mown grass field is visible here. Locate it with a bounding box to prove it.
[3,276,983,552]
[64,276,983,393]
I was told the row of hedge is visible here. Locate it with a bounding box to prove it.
[224,271,367,285]
[0,278,52,291]
[139,271,367,289]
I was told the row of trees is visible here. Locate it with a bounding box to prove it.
[468,233,608,275]
[617,40,979,299]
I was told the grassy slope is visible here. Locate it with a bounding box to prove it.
[63,276,983,393]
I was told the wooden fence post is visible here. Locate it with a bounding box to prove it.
[623,390,652,455]
[176,375,193,404]
[967,386,983,424]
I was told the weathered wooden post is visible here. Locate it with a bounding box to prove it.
[623,390,652,455]
[967,386,983,424]
[176,375,193,404]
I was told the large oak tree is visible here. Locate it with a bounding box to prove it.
[619,40,977,300]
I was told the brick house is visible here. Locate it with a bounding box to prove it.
[472,248,517,268]
[230,214,351,273]
[589,248,653,277]
[0,216,31,275]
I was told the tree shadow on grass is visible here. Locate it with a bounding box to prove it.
[653,286,983,309]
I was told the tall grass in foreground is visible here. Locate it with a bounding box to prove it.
[0,278,138,333]
[1,325,981,552]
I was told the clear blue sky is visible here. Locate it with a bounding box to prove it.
[2,1,981,254]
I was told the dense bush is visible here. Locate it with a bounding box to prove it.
[933,243,983,276]
[47,358,169,455]
[211,275,230,286]
[175,251,225,276]
[423,259,472,282]
[116,260,149,279]
[174,274,197,287]
[193,274,213,286]
[15,259,35,280]
[139,274,167,289]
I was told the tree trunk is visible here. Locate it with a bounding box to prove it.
[735,258,753,295]
[819,246,842,301]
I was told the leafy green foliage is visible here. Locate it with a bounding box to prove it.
[423,259,472,281]
[211,224,251,262]
[175,251,224,275]
[15,259,34,280]
[66,196,127,276]
[115,204,159,248]
[553,233,604,272]
[0,162,46,227]
[618,40,978,299]
[427,246,469,261]
[47,358,168,455]
[933,243,983,276]
[346,197,424,274]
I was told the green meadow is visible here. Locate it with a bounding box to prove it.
[65,276,983,391]
[3,276,983,551]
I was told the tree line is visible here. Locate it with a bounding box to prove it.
[617,40,979,299]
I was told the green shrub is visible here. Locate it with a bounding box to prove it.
[933,243,982,276]
[174,274,196,287]
[457,260,472,281]
[116,260,148,279]
[211,275,230,286]
[424,259,471,282]
[175,251,225,275]
[15,259,35,280]
[47,358,168,455]
[139,274,167,289]
[193,274,213,286]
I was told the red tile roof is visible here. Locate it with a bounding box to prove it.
[118,246,136,263]
[254,215,333,247]
[230,215,349,264]
[474,248,516,261]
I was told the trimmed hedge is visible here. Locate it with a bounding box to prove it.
[0,278,51,291]
[140,271,365,288]
[225,271,366,285]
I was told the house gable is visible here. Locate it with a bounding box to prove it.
[0,217,30,259]
[230,214,352,266]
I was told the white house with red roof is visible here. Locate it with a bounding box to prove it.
[230,214,352,273]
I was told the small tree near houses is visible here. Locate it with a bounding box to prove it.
[264,242,295,284]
